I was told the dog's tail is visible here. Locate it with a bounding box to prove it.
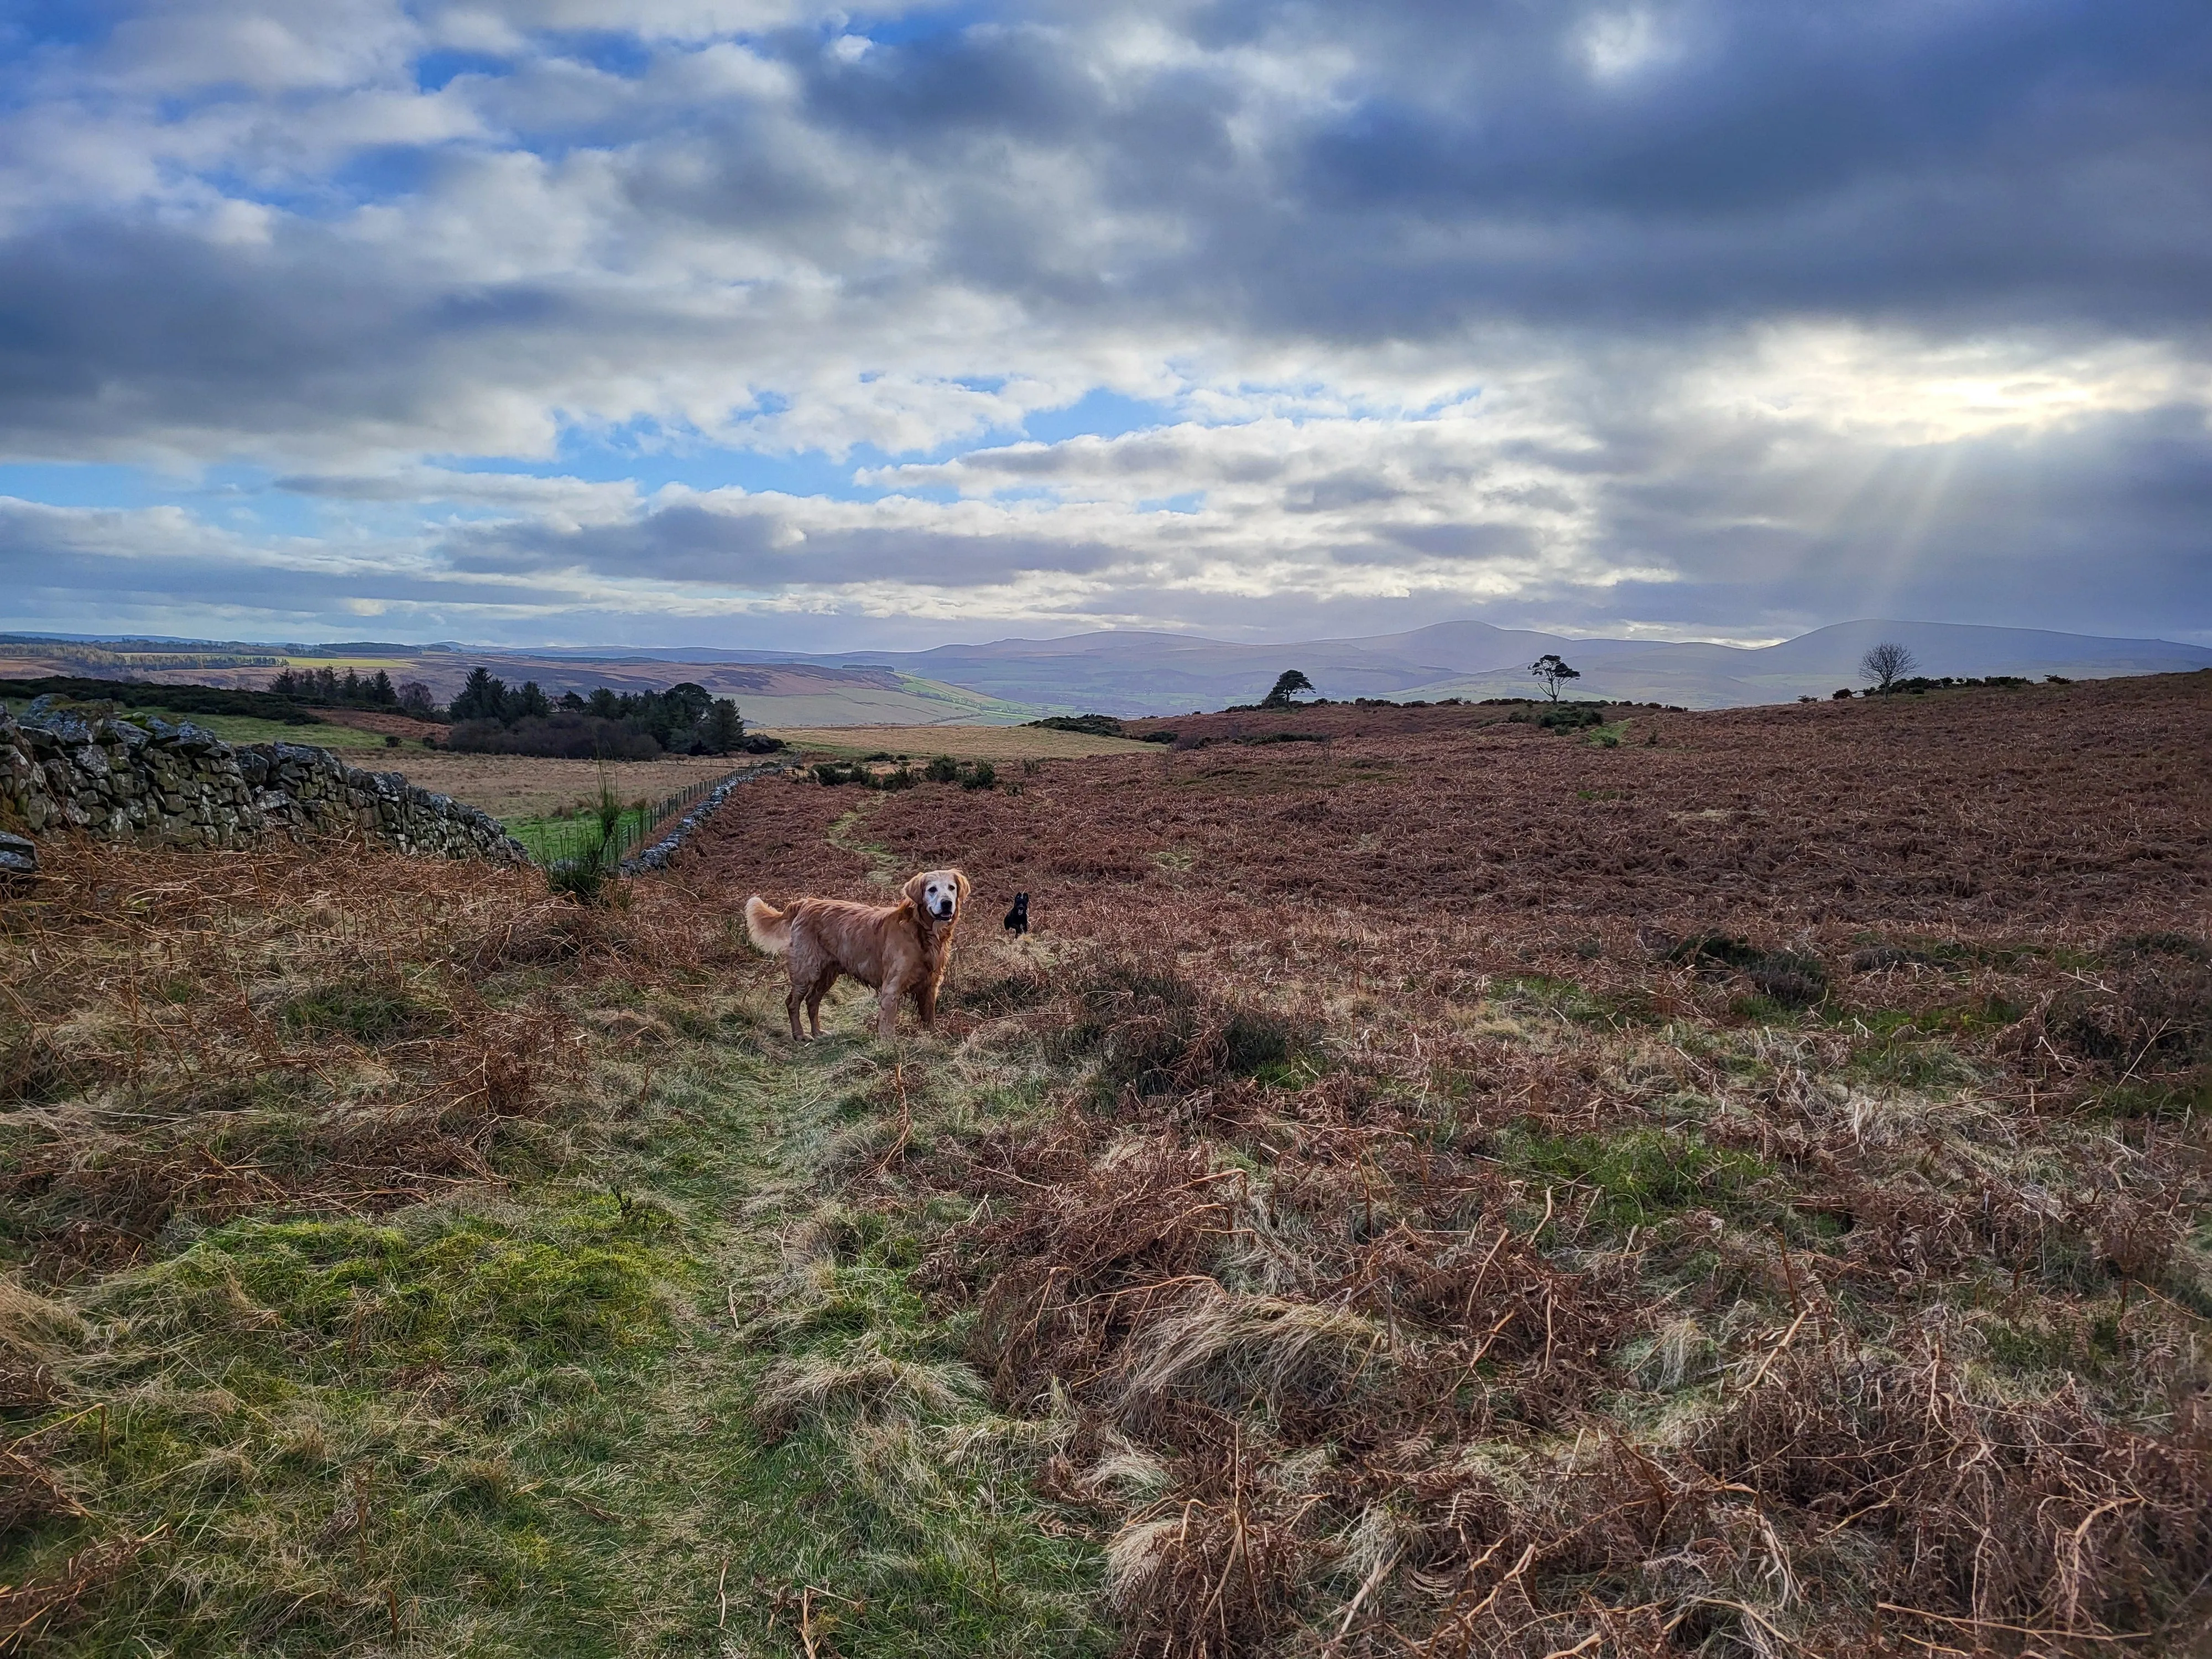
[743,895,792,955]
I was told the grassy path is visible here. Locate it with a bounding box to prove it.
[823,797,902,889]
[4,868,1105,1657]
[589,1016,1107,1657]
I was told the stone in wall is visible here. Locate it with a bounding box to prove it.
[0,828,34,889]
[0,700,527,864]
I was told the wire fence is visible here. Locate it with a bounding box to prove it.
[513,767,751,870]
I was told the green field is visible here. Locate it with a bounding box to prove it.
[1,697,395,752]
[504,804,655,864]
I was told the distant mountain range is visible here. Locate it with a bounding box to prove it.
[4,620,2206,722]
[725,618,2212,715]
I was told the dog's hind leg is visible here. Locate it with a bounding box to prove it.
[784,972,808,1041]
[806,967,840,1039]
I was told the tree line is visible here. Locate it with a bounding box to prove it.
[268,666,438,718]
[260,663,779,759]
[444,667,769,758]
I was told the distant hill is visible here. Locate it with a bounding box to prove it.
[0,637,1039,727]
[3,620,2204,722]
[775,619,2212,714]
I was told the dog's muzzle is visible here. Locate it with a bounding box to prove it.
[932,899,956,919]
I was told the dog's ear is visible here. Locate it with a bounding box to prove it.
[954,870,971,908]
[901,870,928,909]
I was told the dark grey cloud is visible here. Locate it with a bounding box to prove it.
[443,498,1125,587]
[1285,472,1405,514]
[779,0,2212,340]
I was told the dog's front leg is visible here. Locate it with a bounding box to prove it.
[916,979,938,1029]
[876,983,903,1041]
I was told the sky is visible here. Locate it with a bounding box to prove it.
[0,0,2206,651]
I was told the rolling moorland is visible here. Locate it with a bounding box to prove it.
[7,619,2211,724]
[2,671,2209,1657]
[0,640,1030,730]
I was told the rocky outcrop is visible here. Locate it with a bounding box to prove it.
[0,698,526,863]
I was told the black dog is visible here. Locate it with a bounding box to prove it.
[1003,891,1030,937]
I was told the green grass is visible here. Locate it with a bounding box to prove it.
[4,992,1110,1658]
[279,977,446,1043]
[13,1199,685,1657]
[504,805,653,864]
[1490,973,1657,1027]
[0,697,393,750]
[179,712,394,749]
[1500,1124,1776,1230]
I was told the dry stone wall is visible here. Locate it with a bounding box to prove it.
[0,698,527,865]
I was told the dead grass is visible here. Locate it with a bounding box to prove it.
[311,707,447,743]
[5,671,2209,1657]
[369,749,745,822]
[0,840,617,1273]
[686,668,2210,936]
[764,723,1158,760]
[680,671,2212,1657]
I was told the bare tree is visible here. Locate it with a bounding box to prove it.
[1528,654,1580,702]
[1860,640,1918,693]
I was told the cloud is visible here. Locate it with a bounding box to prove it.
[0,0,2201,648]
[274,466,639,521]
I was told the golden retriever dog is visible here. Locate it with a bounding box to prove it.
[744,868,970,1041]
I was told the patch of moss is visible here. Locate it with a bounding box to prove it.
[279,977,444,1045]
[1501,1125,1776,1230]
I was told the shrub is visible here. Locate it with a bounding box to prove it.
[1060,955,1299,1098]
[545,856,609,904]
[924,756,961,784]
[447,712,660,760]
[1,674,323,725]
[962,760,997,791]
[1536,703,1605,732]
[1027,714,1125,737]
[1666,932,1830,1007]
[541,775,628,902]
